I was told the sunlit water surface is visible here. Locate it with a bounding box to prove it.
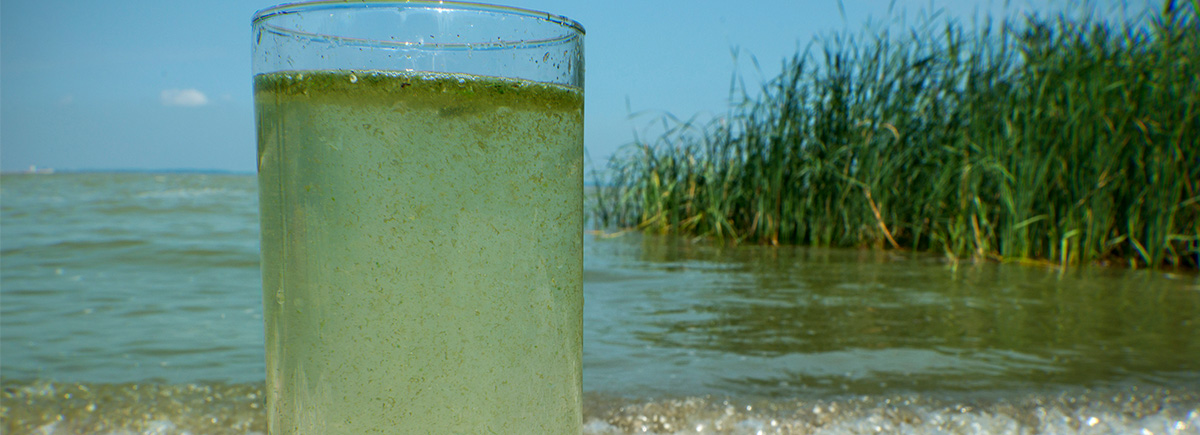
[3,173,1198,434]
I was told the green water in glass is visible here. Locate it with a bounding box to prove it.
[255,70,584,433]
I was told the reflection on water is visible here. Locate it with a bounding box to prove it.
[584,232,1200,399]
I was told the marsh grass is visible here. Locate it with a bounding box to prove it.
[594,2,1199,268]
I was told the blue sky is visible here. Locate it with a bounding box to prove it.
[0,0,1150,172]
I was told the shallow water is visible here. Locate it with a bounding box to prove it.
[2,173,1199,434]
[583,235,1200,400]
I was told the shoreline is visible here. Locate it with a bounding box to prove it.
[4,377,1198,434]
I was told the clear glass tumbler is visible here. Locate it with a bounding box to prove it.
[252,2,584,433]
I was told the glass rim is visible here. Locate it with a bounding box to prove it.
[253,0,585,51]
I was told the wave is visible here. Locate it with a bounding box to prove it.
[1,239,149,257]
[3,379,1198,434]
[135,187,245,199]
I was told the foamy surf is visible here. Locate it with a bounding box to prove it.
[4,379,1198,435]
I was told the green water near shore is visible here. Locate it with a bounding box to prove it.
[582,233,1200,399]
[2,173,1199,434]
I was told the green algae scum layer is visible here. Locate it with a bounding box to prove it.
[255,70,584,433]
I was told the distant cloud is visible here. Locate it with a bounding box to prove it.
[58,94,74,106]
[161,89,208,107]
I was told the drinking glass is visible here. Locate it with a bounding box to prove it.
[252,2,584,432]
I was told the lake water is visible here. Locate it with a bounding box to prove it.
[3,173,1199,434]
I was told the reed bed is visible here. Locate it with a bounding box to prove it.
[593,2,1199,269]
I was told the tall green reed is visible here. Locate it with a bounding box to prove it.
[594,3,1199,269]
